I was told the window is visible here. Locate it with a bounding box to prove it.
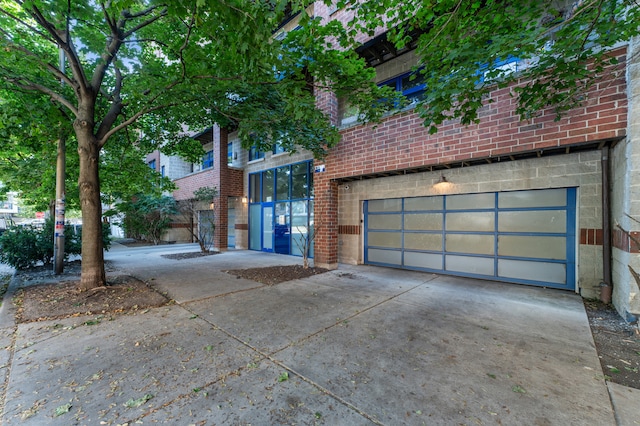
[249,145,264,161]
[148,159,156,170]
[227,142,234,164]
[161,165,165,177]
[380,70,425,104]
[273,142,286,155]
[202,150,213,169]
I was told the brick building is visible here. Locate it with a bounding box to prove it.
[154,4,640,321]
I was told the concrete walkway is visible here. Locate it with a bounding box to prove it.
[0,242,636,425]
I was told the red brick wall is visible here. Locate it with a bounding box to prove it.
[313,47,628,267]
[173,169,219,201]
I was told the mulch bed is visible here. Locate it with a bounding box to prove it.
[225,265,329,286]
[161,251,220,260]
[15,275,170,323]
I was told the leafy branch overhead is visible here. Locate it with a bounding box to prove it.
[337,0,639,132]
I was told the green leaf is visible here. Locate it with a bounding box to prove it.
[54,403,72,417]
[124,394,154,408]
[278,371,289,382]
[512,385,526,394]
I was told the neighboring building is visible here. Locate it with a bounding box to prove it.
[155,4,640,321]
[0,191,19,216]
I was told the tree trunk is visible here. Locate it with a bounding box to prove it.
[76,122,106,291]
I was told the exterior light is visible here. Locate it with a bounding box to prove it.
[433,174,454,193]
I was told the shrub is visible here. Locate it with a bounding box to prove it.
[0,219,111,270]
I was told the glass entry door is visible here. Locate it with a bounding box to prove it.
[262,203,273,252]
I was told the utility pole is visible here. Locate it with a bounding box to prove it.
[53,48,66,274]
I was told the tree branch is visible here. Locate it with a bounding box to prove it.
[28,4,91,98]
[95,65,124,141]
[7,77,78,116]
[122,5,168,39]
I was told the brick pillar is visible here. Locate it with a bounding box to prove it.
[314,173,338,269]
[213,125,228,250]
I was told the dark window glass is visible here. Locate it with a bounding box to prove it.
[291,162,308,199]
[148,159,156,170]
[202,150,214,169]
[249,173,260,204]
[227,142,233,164]
[262,169,274,202]
[249,145,264,161]
[276,166,290,201]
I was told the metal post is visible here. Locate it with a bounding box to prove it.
[53,133,66,274]
[53,47,66,274]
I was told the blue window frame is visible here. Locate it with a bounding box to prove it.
[161,165,165,177]
[227,142,233,164]
[248,160,313,257]
[202,150,214,169]
[380,70,425,104]
[148,159,156,171]
[249,145,264,161]
[273,142,286,155]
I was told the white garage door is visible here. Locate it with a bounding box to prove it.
[364,188,576,290]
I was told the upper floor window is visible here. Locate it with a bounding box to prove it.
[249,145,264,161]
[148,159,156,171]
[202,150,214,169]
[380,70,425,105]
[161,165,165,177]
[273,142,286,155]
[227,142,234,164]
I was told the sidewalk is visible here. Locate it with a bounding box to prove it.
[0,243,637,425]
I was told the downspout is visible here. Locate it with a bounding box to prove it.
[601,145,613,304]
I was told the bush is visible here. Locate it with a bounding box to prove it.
[0,219,111,270]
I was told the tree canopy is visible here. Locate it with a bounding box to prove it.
[0,0,394,288]
[339,0,639,132]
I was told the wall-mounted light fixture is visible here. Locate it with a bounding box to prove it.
[209,201,215,210]
[241,196,248,204]
[432,174,454,193]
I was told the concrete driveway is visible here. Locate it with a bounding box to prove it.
[0,244,616,425]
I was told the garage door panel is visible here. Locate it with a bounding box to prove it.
[498,211,566,233]
[498,188,567,208]
[446,255,494,275]
[447,193,494,209]
[446,212,495,232]
[369,214,402,230]
[405,196,443,211]
[368,199,401,212]
[368,248,402,265]
[405,252,442,269]
[404,213,443,230]
[368,231,402,248]
[498,259,566,284]
[404,233,442,251]
[446,234,494,255]
[498,235,566,260]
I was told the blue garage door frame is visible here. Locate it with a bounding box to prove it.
[364,188,576,290]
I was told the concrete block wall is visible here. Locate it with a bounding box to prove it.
[611,37,640,319]
[336,151,604,296]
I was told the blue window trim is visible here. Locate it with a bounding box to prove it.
[148,159,156,171]
[202,150,214,169]
[248,160,314,257]
[227,142,233,164]
[379,69,425,102]
[249,145,264,161]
